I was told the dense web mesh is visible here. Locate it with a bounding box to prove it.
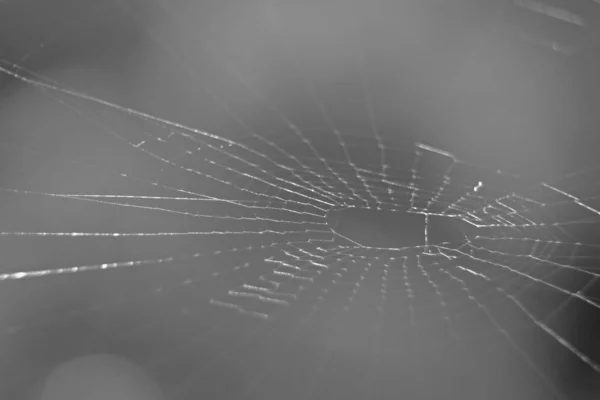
[1,1,600,399]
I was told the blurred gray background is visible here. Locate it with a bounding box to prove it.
[1,0,600,399]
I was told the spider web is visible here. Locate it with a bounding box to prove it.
[1,1,600,399]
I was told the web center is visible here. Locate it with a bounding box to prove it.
[326,207,465,250]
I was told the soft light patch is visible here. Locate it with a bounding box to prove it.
[37,354,163,400]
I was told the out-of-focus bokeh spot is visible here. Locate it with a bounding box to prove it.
[37,354,163,400]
